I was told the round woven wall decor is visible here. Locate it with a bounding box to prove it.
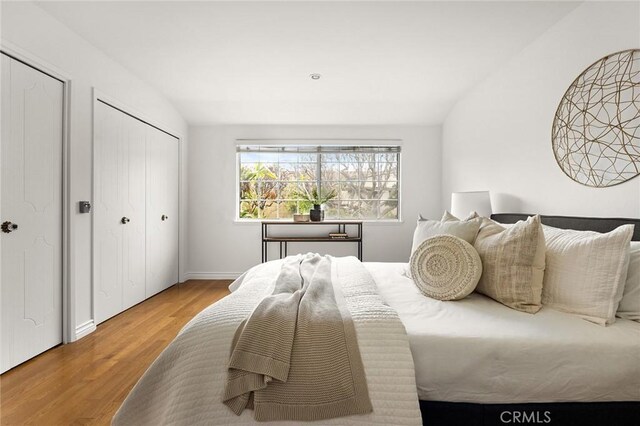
[552,49,640,187]
[409,235,482,301]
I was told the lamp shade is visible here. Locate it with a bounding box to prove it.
[451,191,492,219]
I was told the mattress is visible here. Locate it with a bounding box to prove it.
[364,262,640,404]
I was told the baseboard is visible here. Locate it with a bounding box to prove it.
[183,272,243,281]
[74,320,96,340]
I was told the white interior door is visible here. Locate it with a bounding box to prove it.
[121,115,146,311]
[1,54,64,373]
[146,127,179,297]
[94,102,147,324]
[94,102,124,324]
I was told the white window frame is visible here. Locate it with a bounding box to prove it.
[235,142,402,223]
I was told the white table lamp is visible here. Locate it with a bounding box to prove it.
[451,191,492,219]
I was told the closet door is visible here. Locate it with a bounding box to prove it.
[146,127,179,297]
[94,102,124,324]
[1,54,64,373]
[94,102,146,324]
[121,116,147,310]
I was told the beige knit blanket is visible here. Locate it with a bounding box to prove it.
[222,254,373,422]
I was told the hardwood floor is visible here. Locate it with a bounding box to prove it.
[0,280,231,426]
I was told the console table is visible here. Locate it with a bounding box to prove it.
[261,221,363,262]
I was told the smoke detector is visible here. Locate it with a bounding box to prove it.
[310,73,321,80]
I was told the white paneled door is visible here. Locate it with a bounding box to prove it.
[146,127,179,297]
[122,113,147,311]
[94,102,147,324]
[1,54,64,373]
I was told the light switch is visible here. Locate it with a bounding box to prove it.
[79,201,91,213]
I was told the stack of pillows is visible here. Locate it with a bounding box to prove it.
[409,211,638,326]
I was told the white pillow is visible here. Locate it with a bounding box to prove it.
[542,224,634,325]
[494,222,514,228]
[617,241,640,321]
[411,215,481,254]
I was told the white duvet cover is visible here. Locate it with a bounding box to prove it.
[365,262,640,403]
[113,258,422,425]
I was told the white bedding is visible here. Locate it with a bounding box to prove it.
[365,262,640,404]
[114,258,422,425]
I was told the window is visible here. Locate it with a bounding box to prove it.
[237,145,400,220]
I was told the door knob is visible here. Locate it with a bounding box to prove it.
[161,215,168,221]
[121,217,130,224]
[1,221,18,233]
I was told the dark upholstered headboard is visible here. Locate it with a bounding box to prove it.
[490,213,640,242]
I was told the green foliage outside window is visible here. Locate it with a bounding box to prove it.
[238,151,399,220]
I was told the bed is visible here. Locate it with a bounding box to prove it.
[114,214,640,426]
[407,213,639,426]
[113,256,423,425]
[367,262,640,404]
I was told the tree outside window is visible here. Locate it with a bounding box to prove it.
[238,146,400,220]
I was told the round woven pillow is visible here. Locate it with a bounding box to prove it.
[410,234,482,301]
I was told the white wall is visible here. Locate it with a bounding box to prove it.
[1,1,188,339]
[187,125,441,277]
[442,1,640,217]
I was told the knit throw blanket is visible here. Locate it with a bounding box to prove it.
[222,254,373,422]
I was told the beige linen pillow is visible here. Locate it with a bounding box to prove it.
[410,235,482,300]
[442,211,479,222]
[411,215,481,254]
[617,242,640,322]
[473,215,546,313]
[542,224,633,325]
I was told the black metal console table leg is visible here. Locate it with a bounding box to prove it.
[358,222,363,261]
[262,223,267,263]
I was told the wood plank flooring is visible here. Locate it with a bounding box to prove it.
[0,280,231,425]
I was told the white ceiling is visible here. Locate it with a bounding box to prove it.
[36,1,580,125]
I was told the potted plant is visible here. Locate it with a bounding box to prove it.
[293,185,337,221]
